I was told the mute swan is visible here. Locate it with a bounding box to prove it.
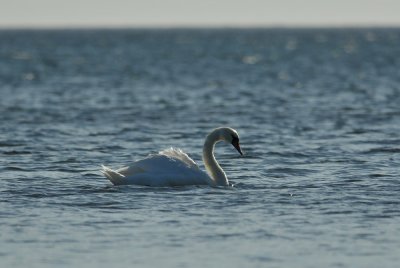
[101,127,243,186]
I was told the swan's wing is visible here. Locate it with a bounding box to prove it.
[116,148,200,177]
[158,147,200,169]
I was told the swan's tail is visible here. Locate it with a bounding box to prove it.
[101,165,125,185]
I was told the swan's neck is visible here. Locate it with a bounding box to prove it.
[202,132,228,186]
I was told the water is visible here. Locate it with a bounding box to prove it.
[1,28,400,267]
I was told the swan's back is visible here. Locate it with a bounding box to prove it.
[102,148,211,186]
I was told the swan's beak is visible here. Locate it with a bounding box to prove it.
[232,139,243,155]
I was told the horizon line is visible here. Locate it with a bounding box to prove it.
[1,23,400,30]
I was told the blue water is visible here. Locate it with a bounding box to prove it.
[1,28,400,267]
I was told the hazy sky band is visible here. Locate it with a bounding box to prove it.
[1,0,400,28]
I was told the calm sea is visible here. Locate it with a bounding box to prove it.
[1,28,400,267]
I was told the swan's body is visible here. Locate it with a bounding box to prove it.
[101,127,243,187]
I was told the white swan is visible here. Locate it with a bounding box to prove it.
[101,127,243,186]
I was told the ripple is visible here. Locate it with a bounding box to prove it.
[2,150,32,155]
[362,147,400,154]
[2,166,30,171]
[267,167,316,176]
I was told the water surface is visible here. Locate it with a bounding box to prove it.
[1,28,400,267]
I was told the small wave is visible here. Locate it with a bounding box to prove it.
[88,131,116,137]
[267,151,310,158]
[346,128,369,134]
[2,166,30,171]
[368,173,390,178]
[52,158,78,164]
[362,147,400,154]
[267,167,315,176]
[0,141,25,147]
[2,150,32,155]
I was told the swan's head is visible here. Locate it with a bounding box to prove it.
[215,127,243,156]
